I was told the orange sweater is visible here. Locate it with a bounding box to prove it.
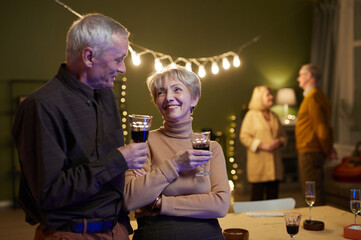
[295,87,333,155]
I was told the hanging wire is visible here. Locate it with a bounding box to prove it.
[54,0,260,77]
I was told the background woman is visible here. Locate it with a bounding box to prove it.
[240,85,287,201]
[124,66,230,240]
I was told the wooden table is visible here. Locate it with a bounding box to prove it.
[218,205,352,239]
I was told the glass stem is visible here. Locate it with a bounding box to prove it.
[309,206,312,221]
[355,213,357,225]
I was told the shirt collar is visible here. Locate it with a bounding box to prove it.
[57,63,97,103]
[303,86,315,97]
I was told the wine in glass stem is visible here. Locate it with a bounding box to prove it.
[305,194,315,206]
[305,181,315,221]
[129,114,152,143]
[350,189,361,225]
[190,131,212,176]
[284,212,302,240]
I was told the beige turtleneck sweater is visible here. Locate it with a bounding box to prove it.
[123,117,230,219]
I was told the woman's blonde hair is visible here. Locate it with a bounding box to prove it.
[248,85,272,111]
[146,65,201,103]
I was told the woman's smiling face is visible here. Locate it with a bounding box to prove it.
[155,77,198,123]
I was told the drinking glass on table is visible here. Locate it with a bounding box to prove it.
[190,131,212,176]
[305,181,316,221]
[350,189,361,225]
[284,212,302,240]
[128,114,152,142]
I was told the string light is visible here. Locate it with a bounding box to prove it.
[222,57,231,70]
[129,42,257,78]
[54,0,260,78]
[227,115,240,184]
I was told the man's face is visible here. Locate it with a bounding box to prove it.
[297,66,312,90]
[86,34,129,89]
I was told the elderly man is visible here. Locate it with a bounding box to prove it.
[295,63,337,206]
[12,13,147,240]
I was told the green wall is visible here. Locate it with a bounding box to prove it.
[0,0,314,201]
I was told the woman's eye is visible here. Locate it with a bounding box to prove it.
[157,91,165,96]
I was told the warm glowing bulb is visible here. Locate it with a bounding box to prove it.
[211,62,219,74]
[170,62,177,69]
[185,62,192,71]
[155,58,163,72]
[132,52,141,66]
[198,65,206,78]
[222,58,230,69]
[228,180,234,191]
[233,55,241,67]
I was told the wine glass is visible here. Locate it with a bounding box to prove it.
[284,212,302,239]
[350,189,361,225]
[190,131,212,176]
[128,114,152,142]
[305,181,316,221]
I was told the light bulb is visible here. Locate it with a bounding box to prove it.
[198,65,206,78]
[170,62,177,69]
[233,55,241,67]
[211,62,219,74]
[222,57,230,69]
[154,58,163,72]
[185,62,192,71]
[131,52,141,66]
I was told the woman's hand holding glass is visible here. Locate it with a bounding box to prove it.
[172,149,212,173]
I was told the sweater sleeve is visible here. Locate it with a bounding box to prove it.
[160,142,231,219]
[308,96,332,155]
[123,156,179,211]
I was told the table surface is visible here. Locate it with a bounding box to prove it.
[218,205,353,240]
[130,206,353,240]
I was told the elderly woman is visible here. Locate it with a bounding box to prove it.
[124,66,230,240]
[240,85,287,201]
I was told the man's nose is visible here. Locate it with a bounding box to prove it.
[118,62,126,74]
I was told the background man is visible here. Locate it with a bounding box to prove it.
[12,13,147,240]
[295,63,337,206]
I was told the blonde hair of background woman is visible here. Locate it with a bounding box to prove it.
[248,85,272,111]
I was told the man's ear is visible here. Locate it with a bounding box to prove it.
[83,47,94,67]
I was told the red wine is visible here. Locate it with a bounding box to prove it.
[286,225,299,235]
[131,130,149,143]
[192,143,209,150]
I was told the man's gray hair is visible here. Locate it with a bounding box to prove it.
[302,63,322,84]
[66,13,129,62]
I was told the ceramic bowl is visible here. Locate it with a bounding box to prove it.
[223,228,249,240]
